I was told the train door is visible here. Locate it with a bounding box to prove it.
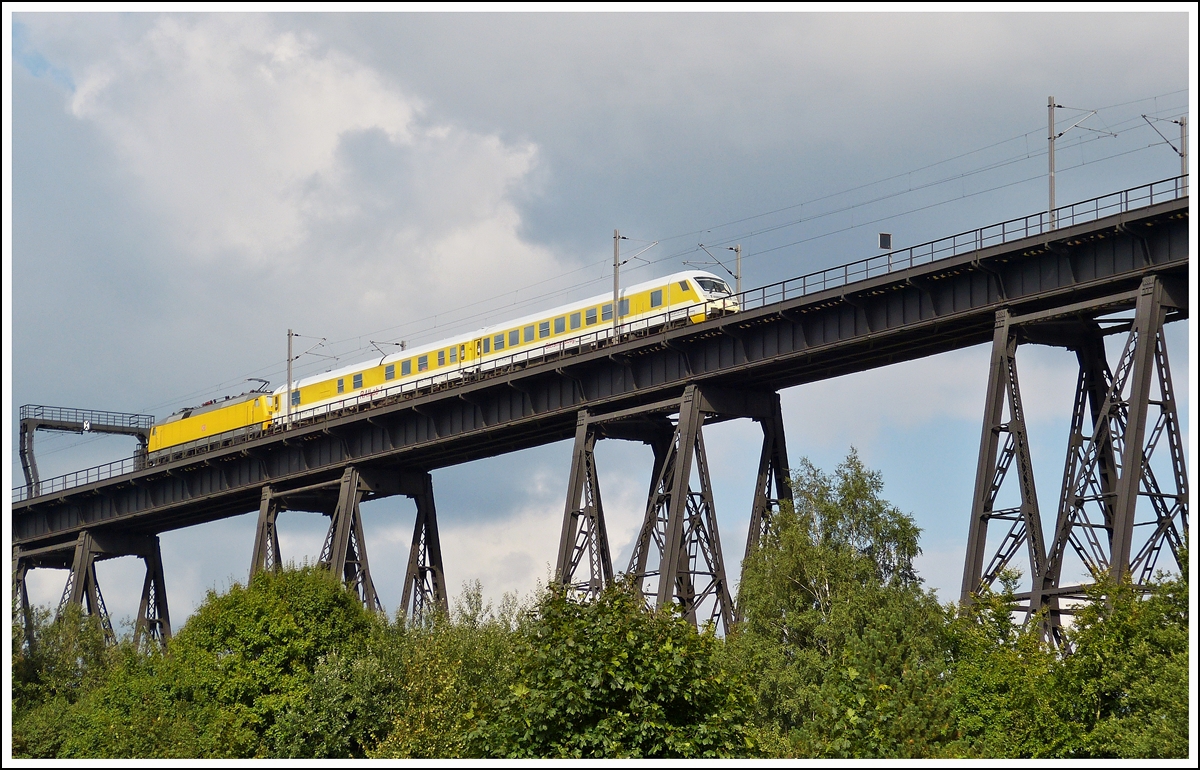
[471,337,485,371]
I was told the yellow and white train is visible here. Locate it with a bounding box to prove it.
[147,270,737,459]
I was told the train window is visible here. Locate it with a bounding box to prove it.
[438,350,446,366]
[524,325,535,342]
[450,346,458,363]
[679,280,690,291]
[696,277,732,295]
[586,307,597,325]
[337,379,345,394]
[291,391,300,406]
[619,299,630,317]
[385,364,395,380]
[650,289,663,308]
[570,312,581,329]
[402,360,412,376]
[483,337,491,353]
[602,304,613,321]
[459,344,466,360]
[418,355,429,371]
[352,373,363,389]
[539,321,550,338]
[509,329,519,347]
[494,333,505,350]
[554,317,565,334]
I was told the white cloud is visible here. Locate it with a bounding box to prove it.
[68,17,414,258]
[782,341,1089,452]
[54,14,563,342]
[782,346,991,450]
[440,505,557,607]
[432,458,642,604]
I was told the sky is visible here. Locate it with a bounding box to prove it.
[4,8,1195,631]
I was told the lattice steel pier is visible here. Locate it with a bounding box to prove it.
[962,273,1189,641]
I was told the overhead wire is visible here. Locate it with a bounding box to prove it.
[732,144,1168,262]
[318,129,1124,353]
[646,89,1185,249]
[303,100,1188,347]
[778,145,1169,263]
[624,114,1184,272]
[178,138,1189,407]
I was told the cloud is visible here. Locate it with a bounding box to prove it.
[782,346,992,450]
[67,17,415,259]
[35,15,563,352]
[781,339,1096,455]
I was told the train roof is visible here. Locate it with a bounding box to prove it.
[469,269,722,337]
[284,269,725,393]
[161,390,263,423]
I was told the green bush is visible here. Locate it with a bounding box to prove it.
[10,462,1187,760]
[472,577,757,758]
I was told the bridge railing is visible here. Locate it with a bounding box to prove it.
[13,175,1187,503]
[18,456,145,500]
[730,174,1187,313]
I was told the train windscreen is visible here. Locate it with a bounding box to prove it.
[695,277,732,296]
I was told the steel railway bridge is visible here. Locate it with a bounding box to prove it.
[11,177,1190,646]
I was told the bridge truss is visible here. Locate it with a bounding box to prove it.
[962,273,1188,640]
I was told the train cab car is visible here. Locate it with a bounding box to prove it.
[692,274,739,315]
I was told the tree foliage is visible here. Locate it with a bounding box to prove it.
[1059,560,1190,758]
[168,566,380,756]
[12,567,380,758]
[943,570,1066,757]
[11,453,1188,759]
[947,560,1190,758]
[368,581,521,759]
[11,603,113,758]
[728,449,954,757]
[472,576,756,758]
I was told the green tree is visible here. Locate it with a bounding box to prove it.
[52,642,209,758]
[728,449,954,757]
[368,582,521,758]
[1055,559,1189,758]
[14,566,382,758]
[943,570,1067,758]
[472,577,757,758]
[946,560,1189,759]
[168,566,381,757]
[11,603,113,758]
